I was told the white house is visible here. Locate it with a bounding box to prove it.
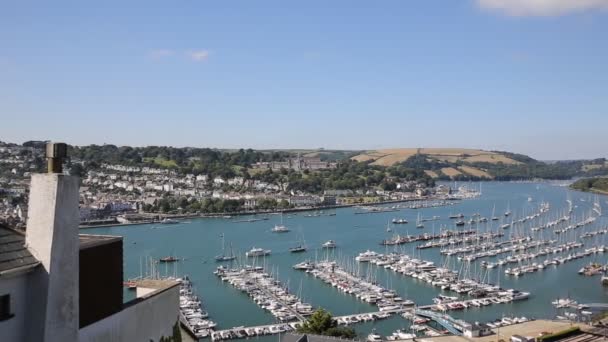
[228,177,244,186]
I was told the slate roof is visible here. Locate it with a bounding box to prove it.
[0,226,39,274]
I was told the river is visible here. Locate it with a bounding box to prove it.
[86,181,608,339]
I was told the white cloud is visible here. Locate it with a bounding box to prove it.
[188,50,210,62]
[149,49,174,59]
[476,0,608,16]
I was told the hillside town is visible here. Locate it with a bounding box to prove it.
[0,141,465,229]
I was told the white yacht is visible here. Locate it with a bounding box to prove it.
[246,247,271,257]
[271,213,290,233]
[367,329,383,342]
[272,224,290,233]
[552,298,577,308]
[322,240,337,249]
[293,261,315,270]
[509,290,530,301]
[356,250,379,262]
[387,329,415,341]
[392,218,408,224]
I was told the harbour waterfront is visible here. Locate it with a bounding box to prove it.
[87,182,608,339]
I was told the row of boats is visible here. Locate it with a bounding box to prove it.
[294,260,415,311]
[381,229,476,246]
[243,240,337,258]
[214,265,313,322]
[335,312,393,325]
[211,322,301,341]
[178,276,217,339]
[448,237,551,259]
[503,245,606,277]
[355,251,531,309]
[419,232,504,250]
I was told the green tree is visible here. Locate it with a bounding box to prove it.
[297,309,356,339]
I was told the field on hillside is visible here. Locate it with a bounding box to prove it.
[441,167,462,177]
[424,170,439,178]
[458,166,493,179]
[143,157,178,168]
[351,148,520,166]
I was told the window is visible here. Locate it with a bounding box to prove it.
[0,294,12,321]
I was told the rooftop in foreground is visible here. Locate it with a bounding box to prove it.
[0,225,39,275]
[78,233,122,249]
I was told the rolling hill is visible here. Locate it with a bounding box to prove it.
[351,148,524,180]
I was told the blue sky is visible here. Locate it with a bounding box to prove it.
[1,0,607,160]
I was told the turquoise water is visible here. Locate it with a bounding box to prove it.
[87,182,608,339]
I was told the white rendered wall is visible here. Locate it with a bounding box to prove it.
[79,285,180,342]
[0,273,29,342]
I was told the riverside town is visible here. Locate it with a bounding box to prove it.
[2,1,608,342]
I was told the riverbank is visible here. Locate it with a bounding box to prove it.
[570,177,608,195]
[78,196,460,229]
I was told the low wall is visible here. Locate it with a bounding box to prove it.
[79,283,180,342]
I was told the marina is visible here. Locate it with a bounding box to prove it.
[86,182,608,340]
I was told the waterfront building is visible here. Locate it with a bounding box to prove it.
[462,322,493,338]
[289,195,320,207]
[0,143,180,342]
[320,195,337,206]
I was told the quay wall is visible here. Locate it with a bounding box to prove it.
[79,196,460,229]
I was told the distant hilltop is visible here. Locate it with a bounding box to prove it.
[2,140,607,181]
[352,148,521,166]
[350,148,575,180]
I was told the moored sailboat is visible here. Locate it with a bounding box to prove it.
[289,234,308,253]
[416,213,424,229]
[271,213,290,233]
[215,233,236,262]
